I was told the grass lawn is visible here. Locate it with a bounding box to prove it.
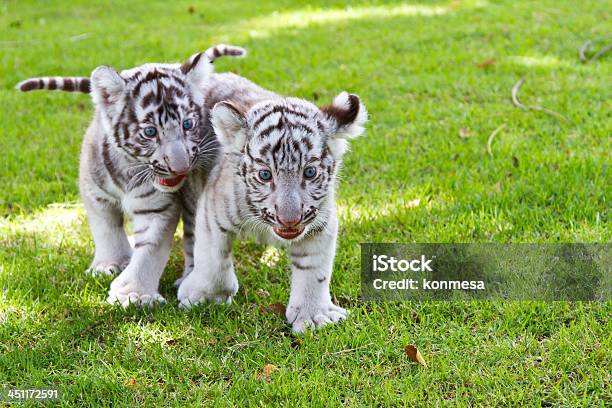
[1,0,610,405]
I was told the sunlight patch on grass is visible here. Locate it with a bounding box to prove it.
[506,55,567,68]
[338,197,422,223]
[0,202,187,250]
[260,246,282,268]
[0,295,40,326]
[122,321,177,348]
[244,3,456,38]
[0,203,87,247]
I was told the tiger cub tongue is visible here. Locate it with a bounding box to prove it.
[157,174,186,187]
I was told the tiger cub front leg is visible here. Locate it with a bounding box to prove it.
[82,193,132,276]
[286,216,347,333]
[177,204,238,308]
[107,203,180,307]
[173,196,197,288]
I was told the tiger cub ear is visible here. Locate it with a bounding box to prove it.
[321,92,368,158]
[90,66,125,108]
[180,51,213,89]
[211,101,247,152]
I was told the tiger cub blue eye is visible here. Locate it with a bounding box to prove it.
[259,169,272,181]
[144,127,157,137]
[183,118,194,130]
[303,166,317,179]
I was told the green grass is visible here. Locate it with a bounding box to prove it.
[1,0,611,405]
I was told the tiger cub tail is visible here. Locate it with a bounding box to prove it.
[204,44,246,62]
[17,76,91,93]
[17,44,247,94]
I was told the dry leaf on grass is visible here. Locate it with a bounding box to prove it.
[477,58,496,68]
[493,182,501,193]
[263,364,278,376]
[258,364,279,381]
[125,378,137,386]
[458,128,472,138]
[404,345,427,368]
[258,303,286,316]
[268,303,286,317]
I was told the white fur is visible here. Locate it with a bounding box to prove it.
[331,92,368,139]
[177,162,348,332]
[178,92,367,332]
[104,190,179,307]
[184,53,214,104]
[211,102,247,151]
[90,66,125,105]
[80,129,181,307]
[326,92,368,158]
[90,66,126,134]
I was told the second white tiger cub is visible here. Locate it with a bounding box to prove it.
[177,74,367,332]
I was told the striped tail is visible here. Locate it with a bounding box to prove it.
[204,44,247,62]
[17,76,90,93]
[17,44,246,94]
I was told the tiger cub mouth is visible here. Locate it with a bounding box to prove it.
[154,174,186,190]
[273,227,305,240]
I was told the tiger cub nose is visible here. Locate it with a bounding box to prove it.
[276,213,302,227]
[167,163,190,176]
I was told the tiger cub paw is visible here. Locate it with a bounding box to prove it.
[86,258,130,277]
[106,273,165,308]
[177,271,238,309]
[286,301,348,333]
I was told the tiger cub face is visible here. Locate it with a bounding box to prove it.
[212,92,367,241]
[91,53,215,192]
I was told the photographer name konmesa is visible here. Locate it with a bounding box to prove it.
[372,278,485,290]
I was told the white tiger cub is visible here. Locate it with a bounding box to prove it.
[18,45,246,307]
[177,73,367,332]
